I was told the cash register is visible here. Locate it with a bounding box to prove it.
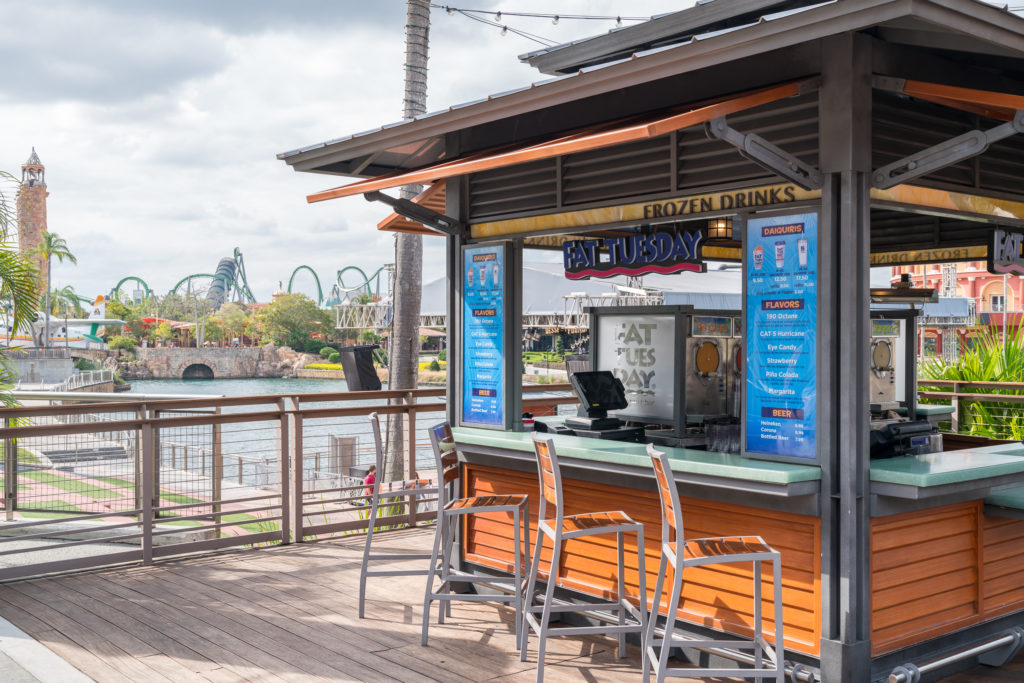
[562,371,645,442]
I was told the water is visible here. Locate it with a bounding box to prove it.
[129,377,445,480]
[129,376,353,396]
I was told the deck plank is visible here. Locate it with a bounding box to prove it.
[0,527,1018,682]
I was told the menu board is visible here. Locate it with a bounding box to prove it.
[595,313,677,423]
[745,212,818,460]
[461,244,505,426]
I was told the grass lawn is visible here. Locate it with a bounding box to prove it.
[92,475,135,489]
[160,491,206,506]
[19,471,123,499]
[17,448,39,465]
[219,512,278,533]
[17,500,85,517]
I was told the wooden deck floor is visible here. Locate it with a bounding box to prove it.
[0,527,1020,682]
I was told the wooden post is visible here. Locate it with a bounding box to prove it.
[212,409,223,521]
[279,398,292,546]
[952,381,961,433]
[4,418,16,522]
[141,421,154,565]
[407,391,417,527]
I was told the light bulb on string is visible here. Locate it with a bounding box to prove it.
[495,11,501,21]
[501,25,507,35]
[616,16,622,27]
[446,6,454,15]
[552,15,559,25]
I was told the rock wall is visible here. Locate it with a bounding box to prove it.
[109,344,320,380]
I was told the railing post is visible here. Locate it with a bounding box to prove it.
[212,407,223,526]
[134,405,145,517]
[278,397,290,548]
[151,409,163,519]
[952,382,961,433]
[407,391,417,527]
[288,397,302,544]
[141,419,155,565]
[4,417,16,521]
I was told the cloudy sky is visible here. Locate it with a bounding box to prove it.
[1,0,690,303]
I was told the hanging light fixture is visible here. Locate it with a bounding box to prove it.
[707,216,734,240]
[500,25,508,35]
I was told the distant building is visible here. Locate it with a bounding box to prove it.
[16,148,48,279]
[891,263,1020,357]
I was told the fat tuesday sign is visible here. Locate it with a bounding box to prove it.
[989,228,1024,275]
[562,230,705,279]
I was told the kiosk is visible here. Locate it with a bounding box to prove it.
[280,1,1024,679]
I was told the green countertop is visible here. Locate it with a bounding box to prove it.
[453,427,822,485]
[870,444,1024,487]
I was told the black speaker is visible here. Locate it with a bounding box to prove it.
[338,344,382,391]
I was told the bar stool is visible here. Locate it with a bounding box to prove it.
[358,412,439,619]
[643,443,785,682]
[521,434,647,681]
[421,422,530,646]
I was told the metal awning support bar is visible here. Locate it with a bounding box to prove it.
[363,190,464,236]
[705,116,823,190]
[872,110,1024,189]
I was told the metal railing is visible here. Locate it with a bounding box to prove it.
[52,369,114,392]
[918,379,1024,439]
[3,348,70,360]
[0,384,576,581]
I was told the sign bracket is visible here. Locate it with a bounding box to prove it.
[705,117,823,190]
[363,190,465,236]
[872,110,1024,190]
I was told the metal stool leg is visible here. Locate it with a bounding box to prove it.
[358,489,379,619]
[536,532,562,683]
[754,559,763,671]
[644,547,667,683]
[617,530,627,658]
[773,555,785,682]
[658,558,682,682]
[420,508,445,646]
[521,525,545,660]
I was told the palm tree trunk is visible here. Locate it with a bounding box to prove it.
[43,260,51,347]
[385,0,430,482]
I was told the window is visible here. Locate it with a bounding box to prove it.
[991,294,1005,312]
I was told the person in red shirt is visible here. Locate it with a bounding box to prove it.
[363,465,377,497]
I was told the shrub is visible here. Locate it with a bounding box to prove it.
[305,363,344,371]
[428,360,441,371]
[108,335,138,351]
[437,348,446,362]
[328,351,340,364]
[73,358,101,371]
[319,346,335,358]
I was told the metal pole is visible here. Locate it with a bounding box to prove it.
[1003,272,1008,354]
[141,420,154,565]
[4,417,16,521]
[407,391,417,527]
[212,408,222,522]
[279,398,291,545]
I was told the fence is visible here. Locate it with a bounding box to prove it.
[0,385,576,581]
[918,379,1024,439]
[52,369,114,392]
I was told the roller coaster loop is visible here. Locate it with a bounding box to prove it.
[110,276,153,301]
[287,265,323,306]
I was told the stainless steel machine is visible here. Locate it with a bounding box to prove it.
[685,312,742,420]
[870,318,901,410]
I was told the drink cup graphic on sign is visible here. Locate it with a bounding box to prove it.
[753,246,764,270]
[774,241,786,269]
[798,238,808,267]
[466,267,474,288]
[493,263,500,287]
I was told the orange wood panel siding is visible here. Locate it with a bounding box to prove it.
[982,514,1024,616]
[871,502,1024,656]
[462,462,822,655]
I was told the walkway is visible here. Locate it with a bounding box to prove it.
[0,527,1018,681]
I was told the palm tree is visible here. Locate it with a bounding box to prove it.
[28,232,77,347]
[52,285,82,350]
[0,170,40,402]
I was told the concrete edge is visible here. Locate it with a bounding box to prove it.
[0,614,94,682]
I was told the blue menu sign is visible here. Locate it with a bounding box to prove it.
[462,244,505,426]
[745,212,817,460]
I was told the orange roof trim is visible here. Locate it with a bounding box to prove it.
[377,181,448,236]
[901,80,1024,122]
[308,81,805,204]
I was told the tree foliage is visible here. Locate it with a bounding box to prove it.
[28,231,76,346]
[254,293,331,350]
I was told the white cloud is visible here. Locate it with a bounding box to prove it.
[3,1,688,303]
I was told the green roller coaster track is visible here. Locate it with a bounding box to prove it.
[287,265,323,305]
[110,276,153,301]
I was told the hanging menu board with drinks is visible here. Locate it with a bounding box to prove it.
[461,244,506,427]
[744,212,818,460]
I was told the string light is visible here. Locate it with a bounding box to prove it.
[433,5,654,45]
